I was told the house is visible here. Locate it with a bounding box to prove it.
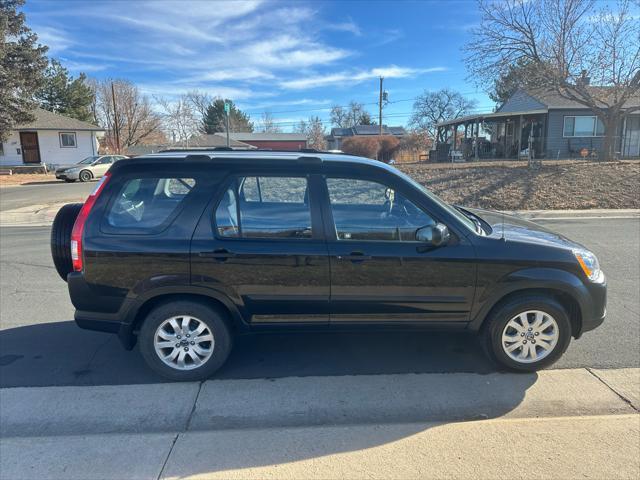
[326,125,407,150]
[213,132,308,151]
[434,88,640,161]
[181,134,256,149]
[0,108,104,167]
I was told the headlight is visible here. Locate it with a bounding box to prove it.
[573,249,602,282]
[66,168,78,173]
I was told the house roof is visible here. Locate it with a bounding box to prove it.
[188,134,256,148]
[502,87,640,111]
[14,108,104,131]
[330,125,407,137]
[222,132,308,142]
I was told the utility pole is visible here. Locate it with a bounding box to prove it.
[224,101,231,148]
[378,76,384,136]
[111,82,121,154]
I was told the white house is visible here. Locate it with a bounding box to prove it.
[0,108,104,167]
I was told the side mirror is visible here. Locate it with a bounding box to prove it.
[416,223,450,247]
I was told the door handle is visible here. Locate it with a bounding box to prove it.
[338,252,372,262]
[198,249,236,260]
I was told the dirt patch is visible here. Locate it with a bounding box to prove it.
[0,173,58,186]
[398,160,640,210]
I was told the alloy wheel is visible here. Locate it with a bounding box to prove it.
[501,310,559,364]
[154,315,215,370]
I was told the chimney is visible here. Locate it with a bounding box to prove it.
[577,70,591,86]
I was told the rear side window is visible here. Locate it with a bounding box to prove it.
[215,176,311,239]
[107,177,195,230]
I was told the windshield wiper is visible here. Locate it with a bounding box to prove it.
[454,206,484,234]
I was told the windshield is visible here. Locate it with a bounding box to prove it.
[78,156,100,164]
[393,169,478,233]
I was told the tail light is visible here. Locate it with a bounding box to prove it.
[70,172,111,272]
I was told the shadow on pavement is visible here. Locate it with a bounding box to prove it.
[0,320,497,388]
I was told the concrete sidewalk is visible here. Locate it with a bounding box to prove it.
[2,414,638,480]
[1,368,638,479]
[2,368,638,437]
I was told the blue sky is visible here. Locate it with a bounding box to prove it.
[23,0,495,130]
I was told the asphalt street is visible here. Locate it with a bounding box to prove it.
[1,214,638,388]
[0,181,93,212]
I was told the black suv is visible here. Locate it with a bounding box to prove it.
[51,151,606,380]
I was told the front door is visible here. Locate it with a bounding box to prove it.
[19,132,41,164]
[92,156,114,177]
[322,175,477,324]
[191,172,330,324]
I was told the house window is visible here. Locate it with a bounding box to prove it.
[59,132,77,147]
[563,116,605,137]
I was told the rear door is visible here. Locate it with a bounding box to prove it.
[191,169,330,325]
[320,170,477,325]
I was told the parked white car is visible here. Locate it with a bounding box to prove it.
[55,155,129,182]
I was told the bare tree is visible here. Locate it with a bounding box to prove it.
[92,79,162,151]
[185,89,213,132]
[330,101,374,128]
[409,89,477,142]
[258,111,282,133]
[156,95,200,146]
[295,116,327,150]
[466,0,640,160]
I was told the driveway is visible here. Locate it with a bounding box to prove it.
[0,217,638,387]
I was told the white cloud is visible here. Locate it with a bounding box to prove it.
[33,26,74,54]
[281,66,448,90]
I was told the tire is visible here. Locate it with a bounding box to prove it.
[50,203,83,281]
[481,295,572,372]
[138,301,233,381]
[79,170,92,182]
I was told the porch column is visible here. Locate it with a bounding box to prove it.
[474,119,480,161]
[517,115,523,159]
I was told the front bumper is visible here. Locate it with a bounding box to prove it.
[576,275,607,337]
[56,170,80,180]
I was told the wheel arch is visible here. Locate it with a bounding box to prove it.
[119,288,248,349]
[469,268,587,338]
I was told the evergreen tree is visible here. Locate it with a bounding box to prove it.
[0,0,48,141]
[36,59,94,122]
[202,98,253,133]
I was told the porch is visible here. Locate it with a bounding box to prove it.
[433,110,548,162]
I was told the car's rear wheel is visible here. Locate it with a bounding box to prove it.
[50,203,83,281]
[79,170,92,182]
[138,301,232,381]
[481,295,571,372]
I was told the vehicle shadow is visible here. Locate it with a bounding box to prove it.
[0,321,498,387]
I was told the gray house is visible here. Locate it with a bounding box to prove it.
[435,88,640,161]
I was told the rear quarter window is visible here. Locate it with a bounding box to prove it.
[105,177,196,231]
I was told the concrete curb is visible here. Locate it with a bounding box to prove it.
[1,368,637,438]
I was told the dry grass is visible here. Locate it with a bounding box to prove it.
[0,173,58,186]
[398,160,640,210]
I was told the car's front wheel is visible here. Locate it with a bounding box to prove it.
[482,295,572,372]
[79,170,92,182]
[139,300,232,381]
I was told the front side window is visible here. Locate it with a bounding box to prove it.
[215,176,312,239]
[59,132,77,147]
[326,178,434,241]
[107,177,195,230]
[563,116,605,137]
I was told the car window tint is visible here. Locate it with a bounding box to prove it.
[241,176,307,203]
[326,178,434,241]
[107,177,195,229]
[215,176,311,239]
